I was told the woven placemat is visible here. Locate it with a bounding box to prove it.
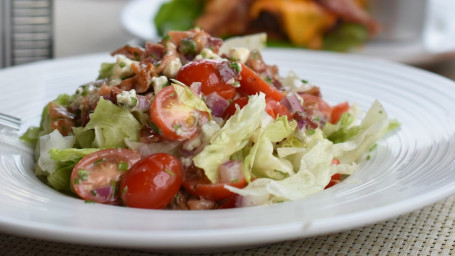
[1,195,454,256]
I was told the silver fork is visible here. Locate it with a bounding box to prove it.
[0,112,21,131]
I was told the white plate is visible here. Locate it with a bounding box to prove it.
[0,50,455,252]
[121,0,455,65]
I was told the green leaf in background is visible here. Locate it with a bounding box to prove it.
[323,23,369,52]
[154,0,205,36]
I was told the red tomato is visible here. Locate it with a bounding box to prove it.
[222,97,249,119]
[183,177,246,202]
[300,93,332,118]
[223,97,291,120]
[71,148,141,204]
[175,59,237,100]
[239,64,284,101]
[325,173,342,189]
[120,153,183,209]
[150,85,209,141]
[330,101,349,124]
[325,158,341,189]
[265,98,292,119]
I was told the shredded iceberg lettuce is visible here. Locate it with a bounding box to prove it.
[193,93,267,183]
[83,97,141,148]
[245,116,297,180]
[328,100,400,163]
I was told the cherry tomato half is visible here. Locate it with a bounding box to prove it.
[183,174,246,202]
[223,97,291,120]
[71,148,141,204]
[175,59,237,100]
[120,153,183,209]
[239,64,284,101]
[150,85,210,141]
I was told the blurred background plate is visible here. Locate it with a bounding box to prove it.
[121,0,455,66]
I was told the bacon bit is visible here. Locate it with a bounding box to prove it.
[167,28,223,54]
[245,49,284,90]
[51,119,75,136]
[48,102,75,120]
[111,45,145,61]
[144,42,166,62]
[303,86,321,97]
[139,124,162,144]
[99,84,124,100]
[292,111,319,130]
[187,198,216,210]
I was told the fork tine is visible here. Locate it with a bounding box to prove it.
[0,112,21,130]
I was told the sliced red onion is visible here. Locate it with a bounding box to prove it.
[134,95,151,112]
[94,186,113,200]
[286,93,304,113]
[215,61,241,84]
[190,82,202,95]
[204,92,229,117]
[219,160,243,184]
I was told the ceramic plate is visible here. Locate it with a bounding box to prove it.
[121,0,455,65]
[0,49,455,252]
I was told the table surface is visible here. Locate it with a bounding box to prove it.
[2,0,455,255]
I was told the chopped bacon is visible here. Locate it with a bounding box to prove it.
[302,86,322,97]
[139,124,162,144]
[110,45,144,61]
[245,49,284,90]
[167,28,223,54]
[48,102,75,120]
[292,111,319,130]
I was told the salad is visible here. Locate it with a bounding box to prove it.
[154,0,379,51]
[21,28,398,210]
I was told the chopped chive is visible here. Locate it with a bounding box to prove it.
[306,129,316,135]
[84,200,95,203]
[172,124,181,131]
[73,178,80,185]
[231,178,239,183]
[366,155,371,160]
[77,170,88,181]
[119,62,126,68]
[111,180,117,195]
[118,161,129,171]
[130,97,138,106]
[369,144,377,152]
[93,158,104,165]
[122,186,128,195]
[90,190,97,196]
[165,168,175,176]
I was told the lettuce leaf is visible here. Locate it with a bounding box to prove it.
[226,129,335,206]
[37,130,76,175]
[330,100,400,163]
[84,97,141,148]
[193,93,267,183]
[245,116,297,180]
[171,82,212,119]
[46,147,100,192]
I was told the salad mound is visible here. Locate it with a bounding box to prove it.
[21,28,399,210]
